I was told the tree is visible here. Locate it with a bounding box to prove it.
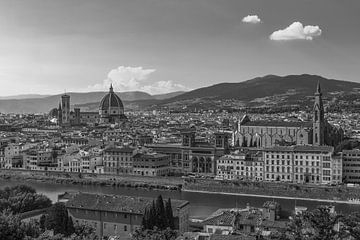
[339,212,360,239]
[40,214,46,231]
[0,185,51,214]
[131,227,178,240]
[155,195,166,229]
[0,210,41,240]
[165,198,175,229]
[70,223,98,240]
[282,206,342,240]
[45,202,75,236]
[141,195,176,231]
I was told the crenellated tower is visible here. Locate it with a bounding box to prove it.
[313,81,325,146]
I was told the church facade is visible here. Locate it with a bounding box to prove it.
[233,83,343,148]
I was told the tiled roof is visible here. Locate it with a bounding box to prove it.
[66,192,188,215]
[104,147,134,153]
[202,210,235,226]
[242,120,312,128]
[293,145,333,152]
[210,234,256,240]
[264,145,333,153]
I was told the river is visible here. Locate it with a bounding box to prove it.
[1,179,360,219]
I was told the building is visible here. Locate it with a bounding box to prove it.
[148,129,230,175]
[60,94,70,126]
[132,152,170,176]
[233,83,343,148]
[263,145,342,184]
[23,149,58,171]
[202,201,286,237]
[55,84,126,126]
[99,84,127,124]
[216,151,263,181]
[103,147,134,174]
[65,192,190,239]
[342,149,360,183]
[4,143,21,169]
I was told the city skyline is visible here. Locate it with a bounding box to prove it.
[0,0,359,96]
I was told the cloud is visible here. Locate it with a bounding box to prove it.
[270,22,322,41]
[140,81,189,95]
[242,15,261,24]
[88,66,189,95]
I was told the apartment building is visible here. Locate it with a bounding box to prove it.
[216,151,263,181]
[342,149,360,183]
[132,152,170,176]
[264,145,342,184]
[103,147,134,174]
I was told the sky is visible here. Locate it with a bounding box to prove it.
[0,0,359,96]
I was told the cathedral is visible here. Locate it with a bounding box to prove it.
[54,84,126,126]
[233,83,343,148]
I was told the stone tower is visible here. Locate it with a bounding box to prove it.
[61,94,70,126]
[313,82,325,146]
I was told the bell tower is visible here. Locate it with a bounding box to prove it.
[313,81,325,146]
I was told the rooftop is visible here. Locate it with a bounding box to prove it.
[264,145,334,153]
[242,120,312,128]
[66,192,189,215]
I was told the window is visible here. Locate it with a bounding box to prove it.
[124,225,127,231]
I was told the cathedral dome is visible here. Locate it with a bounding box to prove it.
[99,84,126,124]
[99,84,124,112]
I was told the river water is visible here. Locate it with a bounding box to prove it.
[1,179,360,219]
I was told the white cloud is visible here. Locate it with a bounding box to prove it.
[242,15,261,24]
[88,66,189,95]
[270,22,322,41]
[140,81,189,95]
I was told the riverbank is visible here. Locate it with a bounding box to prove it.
[0,169,183,191]
[183,178,360,203]
[3,169,360,204]
[183,189,360,205]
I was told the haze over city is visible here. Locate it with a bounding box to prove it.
[0,0,360,96]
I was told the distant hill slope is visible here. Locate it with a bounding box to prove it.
[0,90,184,113]
[0,94,51,100]
[152,91,186,100]
[163,74,360,104]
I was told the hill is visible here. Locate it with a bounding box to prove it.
[160,74,360,110]
[0,91,181,114]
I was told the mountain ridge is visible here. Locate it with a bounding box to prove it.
[1,74,359,113]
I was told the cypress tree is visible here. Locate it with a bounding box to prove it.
[150,200,157,229]
[165,198,175,229]
[155,195,166,229]
[141,208,148,229]
[66,216,75,235]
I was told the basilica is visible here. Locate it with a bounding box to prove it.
[54,84,126,126]
[233,83,343,148]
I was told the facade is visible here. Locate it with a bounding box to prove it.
[0,146,5,169]
[233,83,343,148]
[23,149,58,171]
[148,130,230,175]
[99,84,127,124]
[103,147,134,174]
[132,152,170,176]
[66,193,190,239]
[342,149,360,183]
[216,151,263,181]
[4,143,21,168]
[263,145,342,184]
